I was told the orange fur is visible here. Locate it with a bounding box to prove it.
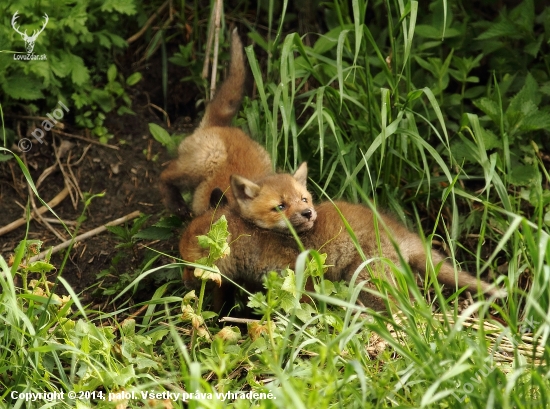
[180,205,300,312]
[302,201,505,309]
[180,167,505,311]
[159,29,272,217]
[230,162,316,232]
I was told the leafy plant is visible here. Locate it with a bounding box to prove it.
[105,213,150,249]
[0,0,141,143]
[148,122,180,154]
[73,64,142,142]
[97,215,181,296]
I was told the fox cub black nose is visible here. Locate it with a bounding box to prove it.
[301,209,313,219]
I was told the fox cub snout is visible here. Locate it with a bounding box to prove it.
[230,162,317,233]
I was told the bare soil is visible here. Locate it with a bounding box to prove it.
[0,92,197,309]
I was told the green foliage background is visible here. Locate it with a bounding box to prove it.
[0,0,140,141]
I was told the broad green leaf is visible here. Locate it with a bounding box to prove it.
[100,0,137,15]
[209,215,230,244]
[281,269,297,297]
[70,54,90,86]
[50,52,73,78]
[91,89,114,112]
[154,216,182,228]
[507,74,539,116]
[126,72,142,86]
[509,165,539,186]
[133,226,173,241]
[97,32,112,48]
[107,64,117,83]
[509,0,534,32]
[521,110,550,131]
[121,318,136,337]
[105,225,127,238]
[313,26,349,54]
[476,20,519,40]
[415,25,460,39]
[473,97,500,124]
[26,261,56,274]
[197,235,216,250]
[2,73,44,100]
[148,123,172,146]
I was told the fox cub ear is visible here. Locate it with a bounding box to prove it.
[231,174,261,201]
[293,162,308,187]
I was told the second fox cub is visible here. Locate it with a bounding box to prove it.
[180,165,505,311]
[159,29,271,217]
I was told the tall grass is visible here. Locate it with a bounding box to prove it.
[237,0,550,405]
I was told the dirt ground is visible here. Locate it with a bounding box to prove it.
[0,73,199,308]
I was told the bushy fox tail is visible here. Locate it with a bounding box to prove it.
[390,224,506,298]
[407,246,507,298]
[200,28,246,128]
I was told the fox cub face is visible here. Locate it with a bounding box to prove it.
[230,162,317,233]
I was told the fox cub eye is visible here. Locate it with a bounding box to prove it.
[301,197,308,203]
[273,204,286,212]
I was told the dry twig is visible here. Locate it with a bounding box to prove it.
[22,156,67,242]
[28,210,141,262]
[52,137,82,209]
[0,186,70,237]
[35,163,59,190]
[209,0,224,99]
[201,5,217,82]
[127,0,170,44]
[219,317,260,324]
[51,128,119,150]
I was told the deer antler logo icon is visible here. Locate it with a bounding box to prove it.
[11,11,49,54]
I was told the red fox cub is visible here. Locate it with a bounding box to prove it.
[159,28,272,217]
[180,203,301,312]
[302,201,506,309]
[180,166,505,311]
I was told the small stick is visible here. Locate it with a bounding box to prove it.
[52,136,82,209]
[20,152,63,244]
[218,317,261,324]
[25,178,66,242]
[71,144,92,167]
[28,210,142,262]
[42,218,78,226]
[201,5,217,82]
[0,187,70,237]
[127,0,170,44]
[36,163,59,189]
[209,0,224,99]
[64,159,81,209]
[8,114,65,129]
[51,129,119,150]
[126,304,150,321]
[147,103,171,127]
